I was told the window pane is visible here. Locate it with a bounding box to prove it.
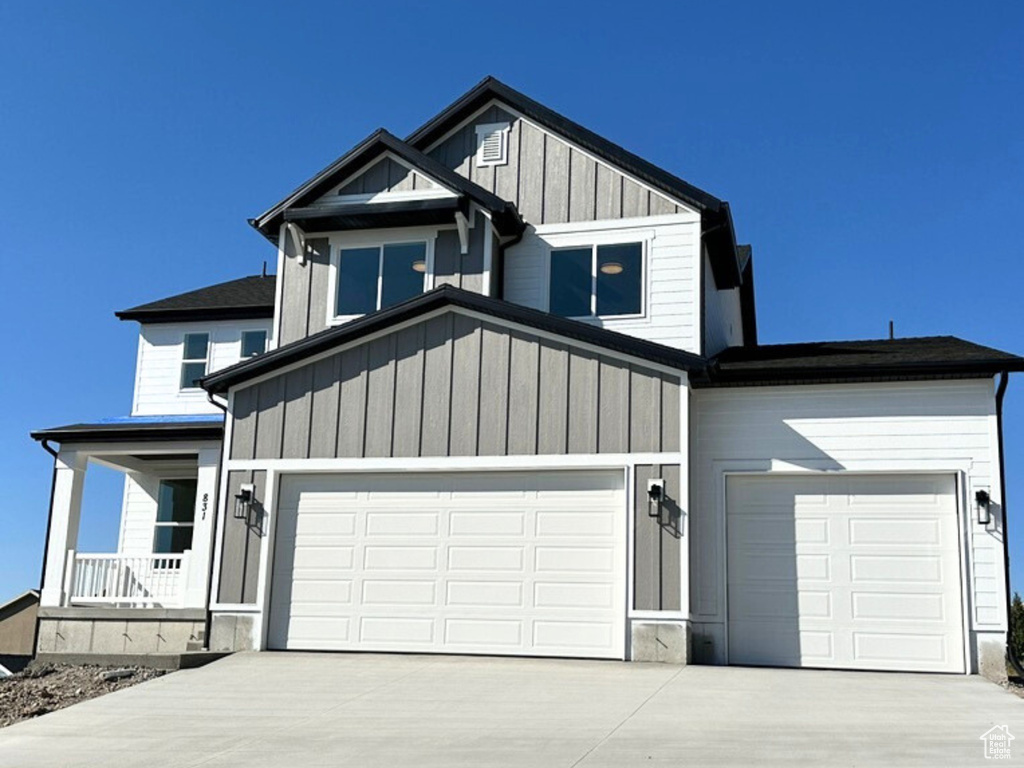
[336,247,380,316]
[156,479,197,522]
[153,526,194,554]
[596,243,643,316]
[549,247,592,317]
[180,361,207,389]
[381,242,426,308]
[241,330,267,358]
[183,333,209,361]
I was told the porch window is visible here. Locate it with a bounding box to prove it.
[335,241,427,317]
[241,329,267,358]
[180,333,210,389]
[549,242,644,318]
[153,479,197,554]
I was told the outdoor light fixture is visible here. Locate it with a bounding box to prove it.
[411,260,427,273]
[599,262,624,275]
[234,483,255,520]
[647,478,665,518]
[975,489,992,526]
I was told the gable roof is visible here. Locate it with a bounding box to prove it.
[406,76,744,289]
[250,129,524,241]
[696,336,1024,387]
[406,76,723,214]
[201,285,707,394]
[116,275,276,323]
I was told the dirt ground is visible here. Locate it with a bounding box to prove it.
[0,663,168,728]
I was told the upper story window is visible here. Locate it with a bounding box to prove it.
[153,478,196,554]
[241,330,267,358]
[549,242,644,318]
[335,240,428,317]
[179,333,209,390]
[475,122,510,167]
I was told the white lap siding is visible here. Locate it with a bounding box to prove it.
[132,319,273,416]
[117,474,160,554]
[689,378,1006,669]
[503,215,701,354]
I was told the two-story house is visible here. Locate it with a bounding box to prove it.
[31,77,1023,680]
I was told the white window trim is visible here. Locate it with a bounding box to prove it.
[545,234,649,321]
[240,329,268,359]
[475,122,510,167]
[153,476,198,555]
[179,332,211,391]
[325,228,438,327]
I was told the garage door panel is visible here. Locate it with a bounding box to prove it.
[449,511,525,536]
[727,474,964,673]
[365,511,440,536]
[446,581,524,607]
[270,471,626,659]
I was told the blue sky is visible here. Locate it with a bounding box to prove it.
[1,1,1023,602]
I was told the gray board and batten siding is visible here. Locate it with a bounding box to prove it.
[335,157,439,196]
[427,105,689,225]
[277,212,492,347]
[231,311,682,461]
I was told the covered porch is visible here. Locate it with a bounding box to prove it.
[31,418,223,639]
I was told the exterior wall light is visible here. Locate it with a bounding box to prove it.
[647,479,665,518]
[975,489,992,526]
[234,483,255,520]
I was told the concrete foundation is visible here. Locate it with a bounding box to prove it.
[630,620,689,663]
[209,613,256,652]
[36,608,205,656]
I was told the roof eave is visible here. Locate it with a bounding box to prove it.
[201,286,705,395]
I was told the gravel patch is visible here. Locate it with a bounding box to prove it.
[0,663,168,728]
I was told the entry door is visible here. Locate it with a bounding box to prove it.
[727,474,965,673]
[268,470,627,659]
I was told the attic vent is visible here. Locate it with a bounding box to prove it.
[475,122,510,167]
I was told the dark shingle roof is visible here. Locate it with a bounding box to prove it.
[115,275,276,323]
[698,336,1024,387]
[201,285,707,395]
[250,129,524,241]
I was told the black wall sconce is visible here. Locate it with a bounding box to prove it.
[975,489,992,526]
[234,483,255,520]
[647,479,665,518]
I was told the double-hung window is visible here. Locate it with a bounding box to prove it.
[153,479,197,554]
[549,242,644,318]
[335,240,428,317]
[180,333,209,389]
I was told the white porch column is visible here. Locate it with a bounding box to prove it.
[40,451,87,607]
[183,445,221,608]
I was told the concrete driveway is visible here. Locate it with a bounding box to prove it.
[0,653,1020,767]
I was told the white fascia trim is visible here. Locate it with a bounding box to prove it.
[225,452,685,473]
[209,604,262,613]
[326,151,457,200]
[629,611,690,621]
[207,389,235,614]
[422,99,700,216]
[271,225,287,349]
[335,187,456,205]
[534,212,698,235]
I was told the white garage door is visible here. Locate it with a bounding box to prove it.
[268,470,626,659]
[727,474,965,673]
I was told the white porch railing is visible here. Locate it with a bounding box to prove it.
[63,550,191,607]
